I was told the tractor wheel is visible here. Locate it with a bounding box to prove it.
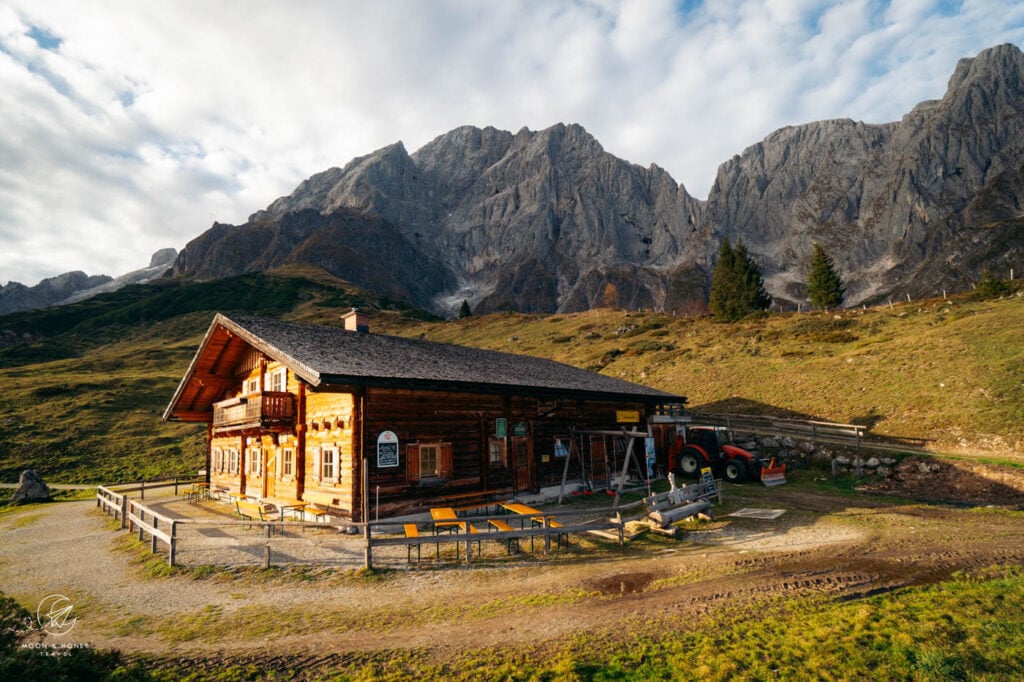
[678,449,702,477]
[724,459,748,484]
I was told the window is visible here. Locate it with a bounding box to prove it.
[282,448,294,478]
[321,446,338,484]
[420,445,439,478]
[229,449,239,474]
[213,448,223,473]
[250,449,262,476]
[266,368,287,393]
[246,378,260,395]
[406,443,453,481]
[488,438,507,467]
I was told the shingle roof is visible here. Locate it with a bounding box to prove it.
[219,313,682,402]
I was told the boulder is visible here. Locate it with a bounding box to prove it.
[9,470,50,504]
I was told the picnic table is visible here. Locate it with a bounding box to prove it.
[430,506,465,534]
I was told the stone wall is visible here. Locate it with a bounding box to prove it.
[732,433,898,478]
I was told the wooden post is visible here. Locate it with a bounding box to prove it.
[617,513,624,546]
[264,544,271,569]
[169,521,177,567]
[140,480,145,500]
[466,533,473,565]
[544,518,551,555]
[120,495,128,529]
[151,517,159,554]
[363,456,373,570]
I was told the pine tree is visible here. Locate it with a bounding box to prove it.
[807,244,845,310]
[458,300,472,319]
[735,239,772,312]
[709,238,771,321]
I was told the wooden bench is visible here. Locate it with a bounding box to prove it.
[488,518,520,553]
[404,523,422,562]
[527,516,568,550]
[304,504,330,524]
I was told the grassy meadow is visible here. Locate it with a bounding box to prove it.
[0,265,1021,484]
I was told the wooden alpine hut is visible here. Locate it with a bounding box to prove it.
[163,311,685,520]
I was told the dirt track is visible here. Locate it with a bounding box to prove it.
[3,463,1024,677]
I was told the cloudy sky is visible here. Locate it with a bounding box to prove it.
[2,1,1023,286]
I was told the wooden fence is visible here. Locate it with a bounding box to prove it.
[97,478,670,569]
[688,412,866,447]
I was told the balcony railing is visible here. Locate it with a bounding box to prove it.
[213,392,294,431]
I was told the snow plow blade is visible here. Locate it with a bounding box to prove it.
[760,459,787,487]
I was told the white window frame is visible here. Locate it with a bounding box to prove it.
[281,448,294,479]
[245,378,260,395]
[250,448,262,476]
[266,367,287,393]
[488,438,507,467]
[321,445,339,485]
[229,449,239,474]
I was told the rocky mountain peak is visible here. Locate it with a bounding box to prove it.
[170,43,1024,315]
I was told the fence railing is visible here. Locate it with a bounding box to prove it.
[127,498,179,566]
[688,412,866,447]
[98,478,668,569]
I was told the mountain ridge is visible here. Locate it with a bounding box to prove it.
[115,44,1024,314]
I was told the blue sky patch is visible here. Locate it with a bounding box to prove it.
[26,25,63,51]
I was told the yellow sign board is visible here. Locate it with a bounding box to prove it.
[616,410,640,423]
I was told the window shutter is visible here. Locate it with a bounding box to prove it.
[275,450,282,479]
[439,443,454,479]
[312,447,321,482]
[406,444,420,481]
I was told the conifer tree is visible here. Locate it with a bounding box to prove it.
[709,238,771,321]
[735,239,772,312]
[807,243,845,310]
[458,300,472,318]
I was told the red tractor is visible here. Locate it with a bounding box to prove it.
[668,425,784,485]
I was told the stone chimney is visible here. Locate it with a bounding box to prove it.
[341,308,370,333]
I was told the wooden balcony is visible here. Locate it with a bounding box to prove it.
[213,392,294,433]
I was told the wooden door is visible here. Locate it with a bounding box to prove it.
[263,448,276,498]
[511,437,534,493]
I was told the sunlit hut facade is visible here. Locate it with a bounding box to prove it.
[163,311,685,520]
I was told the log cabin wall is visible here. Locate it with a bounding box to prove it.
[302,389,356,515]
[360,387,652,517]
[210,435,243,496]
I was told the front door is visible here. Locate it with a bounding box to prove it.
[511,437,534,494]
[263,447,276,498]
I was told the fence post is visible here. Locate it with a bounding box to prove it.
[140,480,145,500]
[264,544,271,570]
[616,513,624,546]
[169,521,177,567]
[120,495,129,529]
[544,518,551,555]
[364,524,373,571]
[151,517,159,554]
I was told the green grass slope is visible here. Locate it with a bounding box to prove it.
[378,292,1024,461]
[1,267,1020,484]
[0,266,435,483]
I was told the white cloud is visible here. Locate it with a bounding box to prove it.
[0,0,1022,285]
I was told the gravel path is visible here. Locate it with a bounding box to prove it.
[6,478,1022,673]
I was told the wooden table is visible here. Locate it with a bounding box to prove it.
[184,482,209,503]
[430,507,465,534]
